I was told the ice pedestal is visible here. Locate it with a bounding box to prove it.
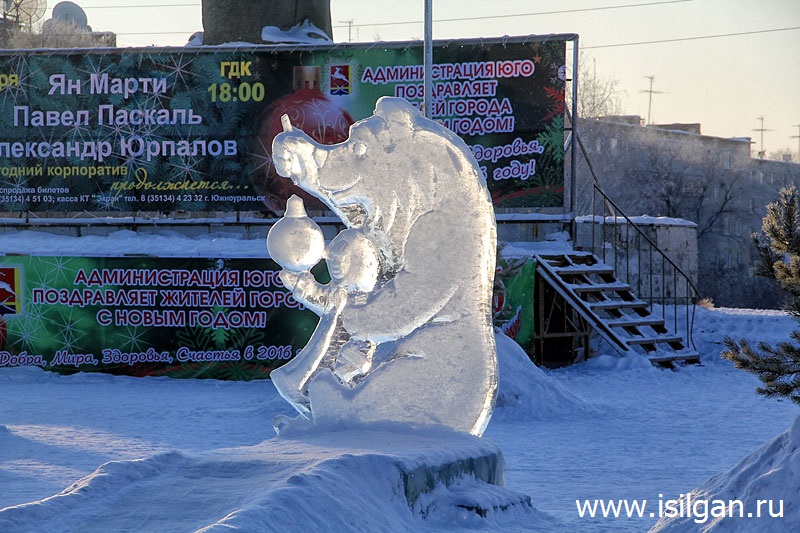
[0,430,537,531]
[268,97,498,436]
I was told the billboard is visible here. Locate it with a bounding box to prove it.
[0,37,566,216]
[0,255,322,379]
[493,257,536,356]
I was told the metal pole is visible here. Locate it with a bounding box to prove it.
[645,76,654,124]
[570,36,579,240]
[424,0,433,118]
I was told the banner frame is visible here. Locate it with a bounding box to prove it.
[0,33,579,222]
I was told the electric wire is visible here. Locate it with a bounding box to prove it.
[32,1,800,51]
[331,0,694,29]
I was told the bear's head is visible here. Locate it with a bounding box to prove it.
[272,97,434,232]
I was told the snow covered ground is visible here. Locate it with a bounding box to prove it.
[1,231,799,531]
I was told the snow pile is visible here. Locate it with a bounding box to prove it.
[651,414,800,532]
[1,222,799,533]
[261,20,332,44]
[0,428,544,533]
[414,474,555,530]
[0,308,797,532]
[501,235,572,257]
[493,331,598,420]
[185,19,332,46]
[693,306,797,363]
[185,32,203,46]
[578,351,658,372]
[0,328,570,532]
[0,229,265,258]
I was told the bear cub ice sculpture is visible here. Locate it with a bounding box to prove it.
[268,97,498,436]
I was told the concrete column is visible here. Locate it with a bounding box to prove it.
[202,0,332,45]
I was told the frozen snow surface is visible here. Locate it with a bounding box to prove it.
[493,331,597,420]
[2,229,800,531]
[0,426,538,532]
[651,410,800,532]
[1,302,799,531]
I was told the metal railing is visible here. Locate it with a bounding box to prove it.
[578,183,700,351]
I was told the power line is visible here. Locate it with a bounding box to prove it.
[114,31,198,36]
[78,3,200,8]
[585,26,800,49]
[332,0,693,29]
[112,24,800,43]
[70,1,800,48]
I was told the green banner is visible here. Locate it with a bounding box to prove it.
[493,258,536,355]
[0,37,566,215]
[0,255,322,379]
[0,254,542,378]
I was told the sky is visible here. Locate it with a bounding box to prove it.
[36,0,800,156]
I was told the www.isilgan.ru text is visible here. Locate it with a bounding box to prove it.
[576,494,784,524]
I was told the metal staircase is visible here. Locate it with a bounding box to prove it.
[540,114,702,366]
[534,251,700,365]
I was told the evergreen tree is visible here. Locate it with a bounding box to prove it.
[722,187,800,405]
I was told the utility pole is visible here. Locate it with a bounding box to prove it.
[423,0,433,119]
[339,19,354,42]
[752,116,772,159]
[641,75,663,125]
[792,124,800,163]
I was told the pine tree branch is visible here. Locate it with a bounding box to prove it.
[752,233,780,280]
[726,187,800,406]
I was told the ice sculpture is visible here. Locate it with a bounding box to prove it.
[268,97,498,436]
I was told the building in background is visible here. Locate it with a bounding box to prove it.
[571,116,800,308]
[1,1,116,48]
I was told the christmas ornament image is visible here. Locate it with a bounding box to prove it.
[254,65,355,215]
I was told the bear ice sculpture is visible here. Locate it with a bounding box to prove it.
[268,97,498,436]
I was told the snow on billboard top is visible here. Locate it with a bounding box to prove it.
[0,36,567,218]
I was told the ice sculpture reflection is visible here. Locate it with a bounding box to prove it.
[267,97,498,436]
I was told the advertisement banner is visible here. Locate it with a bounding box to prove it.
[0,255,322,379]
[0,37,566,215]
[0,253,541,379]
[493,257,536,356]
